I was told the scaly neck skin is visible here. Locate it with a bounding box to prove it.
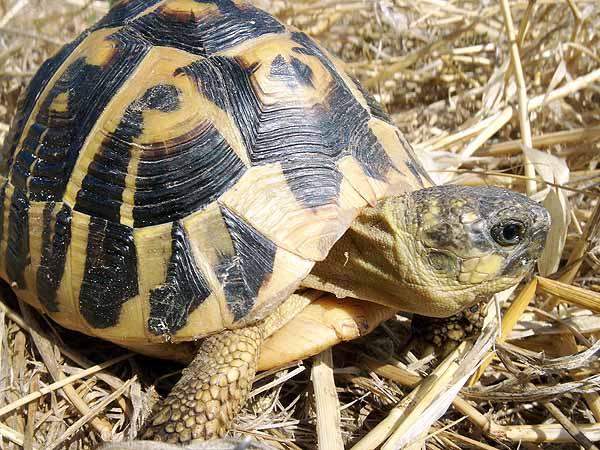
[302,185,552,319]
[301,195,431,314]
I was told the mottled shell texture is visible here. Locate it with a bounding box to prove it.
[0,0,428,346]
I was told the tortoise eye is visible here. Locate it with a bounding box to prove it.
[492,221,525,246]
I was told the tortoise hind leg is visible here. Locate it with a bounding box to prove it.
[140,326,264,443]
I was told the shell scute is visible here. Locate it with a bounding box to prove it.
[123,0,285,56]
[79,216,139,330]
[59,45,249,228]
[148,221,213,337]
[36,203,71,313]
[217,204,277,321]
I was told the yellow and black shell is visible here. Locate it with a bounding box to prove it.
[0,0,430,348]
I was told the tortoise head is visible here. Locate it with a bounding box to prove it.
[385,185,550,317]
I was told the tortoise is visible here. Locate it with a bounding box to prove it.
[1,0,550,444]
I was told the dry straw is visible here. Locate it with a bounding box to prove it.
[0,0,598,449]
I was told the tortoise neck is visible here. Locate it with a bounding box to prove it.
[302,196,425,311]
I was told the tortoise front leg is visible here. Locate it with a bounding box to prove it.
[140,326,264,443]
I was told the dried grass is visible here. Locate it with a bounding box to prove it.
[0,0,599,449]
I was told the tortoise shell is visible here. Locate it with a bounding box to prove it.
[0,0,430,347]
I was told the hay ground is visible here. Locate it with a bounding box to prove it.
[0,0,599,449]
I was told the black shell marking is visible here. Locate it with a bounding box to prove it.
[36,204,72,313]
[217,205,277,321]
[349,73,393,124]
[148,221,212,336]
[290,32,398,181]
[128,0,285,56]
[75,84,181,223]
[133,121,247,227]
[5,188,30,289]
[37,202,58,311]
[184,53,382,209]
[395,130,433,188]
[79,217,139,329]
[269,55,315,88]
[0,34,87,177]
[0,182,6,245]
